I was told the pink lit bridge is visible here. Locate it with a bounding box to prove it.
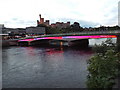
[18,30,120,47]
[19,35,116,42]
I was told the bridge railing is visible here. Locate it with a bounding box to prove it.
[43,30,120,37]
[19,30,120,38]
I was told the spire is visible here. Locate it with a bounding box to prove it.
[39,14,41,19]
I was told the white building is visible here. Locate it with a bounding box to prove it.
[0,24,4,34]
[118,1,120,26]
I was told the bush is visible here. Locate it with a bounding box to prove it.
[92,38,116,55]
[86,39,120,88]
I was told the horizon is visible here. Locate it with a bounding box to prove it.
[0,0,119,28]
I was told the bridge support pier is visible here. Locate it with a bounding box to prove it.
[117,35,120,51]
[28,41,31,46]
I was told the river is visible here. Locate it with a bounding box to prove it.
[2,38,116,88]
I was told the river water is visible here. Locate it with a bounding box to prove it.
[2,38,116,88]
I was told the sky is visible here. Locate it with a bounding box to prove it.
[0,0,119,28]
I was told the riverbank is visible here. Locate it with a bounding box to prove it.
[1,39,18,47]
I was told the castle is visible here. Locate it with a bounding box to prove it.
[37,14,70,28]
[37,14,50,26]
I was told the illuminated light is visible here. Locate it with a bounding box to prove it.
[34,37,45,40]
[99,35,116,38]
[18,35,117,42]
[18,38,34,42]
[63,35,116,39]
[45,37,62,39]
[60,42,63,46]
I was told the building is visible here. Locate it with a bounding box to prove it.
[37,14,50,26]
[2,28,26,35]
[44,20,50,26]
[0,24,4,34]
[1,24,46,35]
[26,26,46,35]
[118,1,120,26]
[51,22,70,29]
[37,14,71,28]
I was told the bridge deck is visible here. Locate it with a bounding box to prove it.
[18,35,117,42]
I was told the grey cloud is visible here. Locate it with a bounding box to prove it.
[105,15,118,25]
[103,7,118,26]
[56,18,100,27]
[12,18,18,21]
[11,18,36,25]
[2,18,36,28]
[79,20,100,27]
[11,17,35,24]
[17,20,25,24]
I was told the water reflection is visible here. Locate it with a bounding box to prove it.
[3,38,115,88]
[24,47,36,56]
[2,45,93,88]
[46,48,63,55]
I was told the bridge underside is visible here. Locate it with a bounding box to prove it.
[30,39,51,46]
[18,38,89,47]
[18,39,52,46]
[69,39,89,47]
[18,41,29,46]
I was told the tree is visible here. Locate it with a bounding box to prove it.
[87,50,118,88]
[93,38,116,55]
[86,39,120,88]
[68,22,83,32]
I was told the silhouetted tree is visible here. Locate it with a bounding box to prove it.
[70,22,83,32]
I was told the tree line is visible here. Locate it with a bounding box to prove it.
[37,22,120,34]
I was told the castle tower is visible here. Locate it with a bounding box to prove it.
[40,18,44,24]
[39,14,41,20]
[37,20,40,26]
[39,14,44,24]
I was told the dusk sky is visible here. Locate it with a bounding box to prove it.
[0,0,119,28]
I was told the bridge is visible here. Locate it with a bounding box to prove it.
[18,30,120,50]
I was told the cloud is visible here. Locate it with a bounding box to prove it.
[0,0,119,28]
[1,18,36,28]
[79,20,100,28]
[58,18,100,27]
